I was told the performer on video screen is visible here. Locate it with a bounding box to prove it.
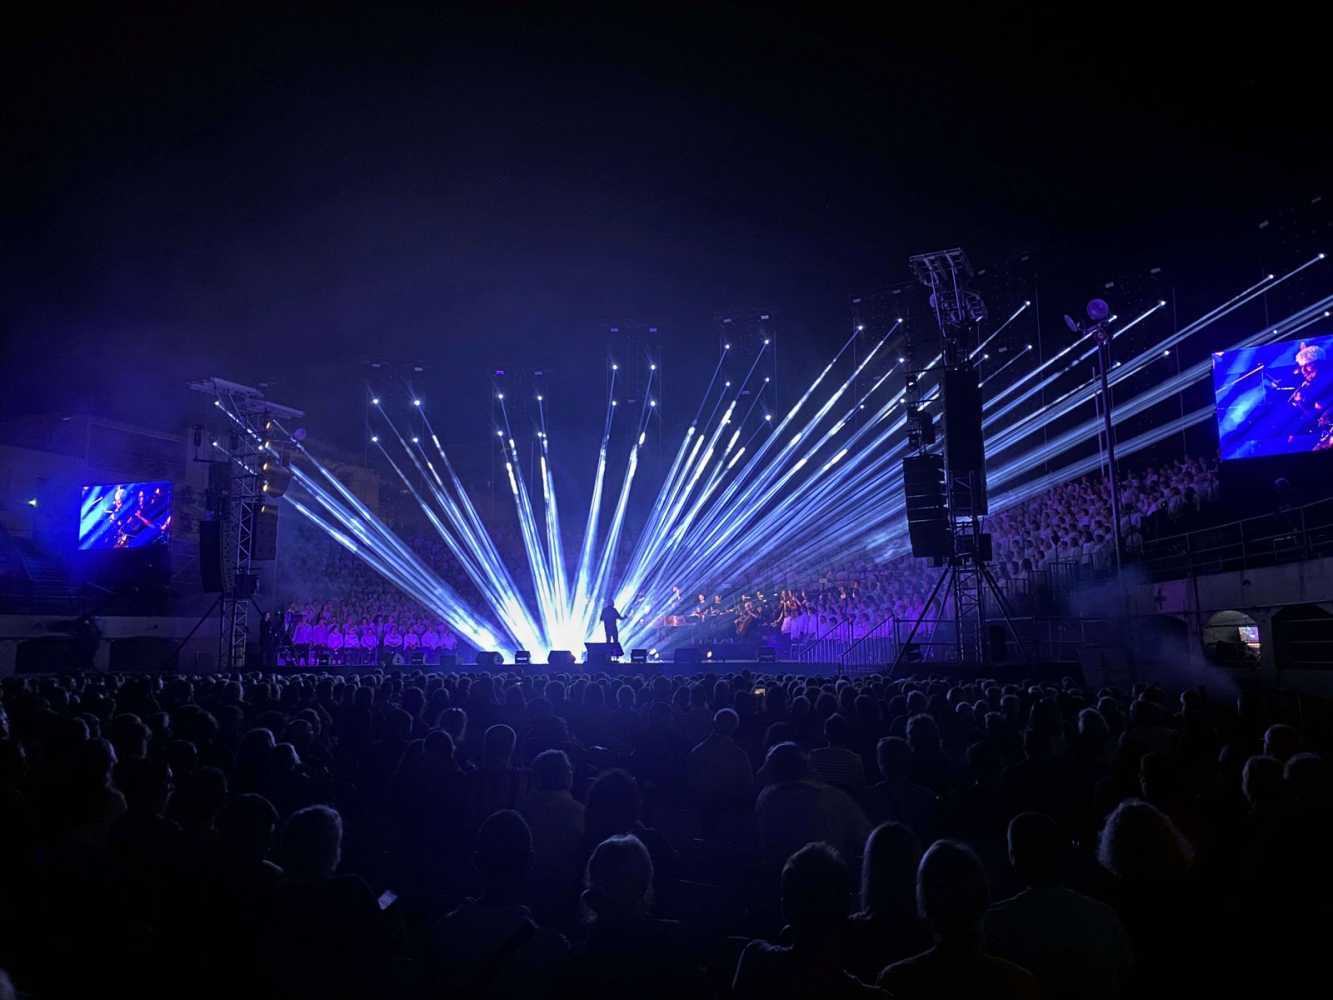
[1284,343,1333,450]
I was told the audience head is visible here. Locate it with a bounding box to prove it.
[1007,812,1063,888]
[473,809,533,884]
[764,741,809,784]
[1097,798,1193,882]
[218,793,279,864]
[482,724,517,769]
[281,804,343,881]
[532,749,574,792]
[712,707,739,737]
[861,822,922,916]
[583,833,654,921]
[917,840,990,943]
[781,842,852,944]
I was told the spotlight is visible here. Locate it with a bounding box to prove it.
[371,397,380,405]
[370,435,379,443]
[856,325,864,332]
[412,399,422,407]
[213,400,221,407]
[764,376,771,382]
[497,393,504,400]
[898,357,906,363]
[612,400,618,407]
[764,338,771,344]
[497,430,504,437]
[536,394,543,401]
[26,497,37,508]
[650,399,657,407]
[411,436,419,443]
[765,414,772,422]
[650,363,657,370]
[724,343,731,350]
[211,440,219,448]
[612,363,619,371]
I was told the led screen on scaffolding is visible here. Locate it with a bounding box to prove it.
[1213,332,1333,460]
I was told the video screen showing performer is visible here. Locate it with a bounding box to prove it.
[1213,333,1333,460]
[78,481,173,549]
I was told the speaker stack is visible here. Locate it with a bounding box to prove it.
[942,365,988,516]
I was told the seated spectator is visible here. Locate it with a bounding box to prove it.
[467,724,529,832]
[568,834,707,999]
[756,742,870,867]
[432,809,569,998]
[1096,799,1201,995]
[518,749,586,921]
[843,822,931,983]
[985,812,1133,1000]
[733,842,887,997]
[686,707,754,835]
[863,737,940,839]
[262,804,389,1000]
[811,714,867,792]
[877,840,1037,999]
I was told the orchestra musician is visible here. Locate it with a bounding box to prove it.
[1285,342,1333,450]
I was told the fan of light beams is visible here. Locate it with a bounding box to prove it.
[215,253,1328,656]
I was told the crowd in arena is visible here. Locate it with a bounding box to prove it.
[730,457,1221,644]
[1,663,1327,998]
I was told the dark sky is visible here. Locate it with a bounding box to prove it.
[3,5,1327,459]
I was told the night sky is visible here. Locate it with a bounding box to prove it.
[4,6,1327,463]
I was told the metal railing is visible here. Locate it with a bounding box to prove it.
[1140,496,1333,581]
[828,614,1119,673]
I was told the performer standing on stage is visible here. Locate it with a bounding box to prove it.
[600,602,624,648]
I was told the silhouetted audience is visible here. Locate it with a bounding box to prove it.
[0,665,1323,999]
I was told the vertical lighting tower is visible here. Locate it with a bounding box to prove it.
[189,377,303,669]
[895,249,1027,668]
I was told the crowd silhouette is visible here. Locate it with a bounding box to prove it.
[0,663,1328,998]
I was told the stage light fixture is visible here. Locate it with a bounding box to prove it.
[411,436,419,443]
[497,393,504,400]
[650,363,657,370]
[412,399,422,407]
[26,497,37,508]
[370,435,379,443]
[371,397,380,405]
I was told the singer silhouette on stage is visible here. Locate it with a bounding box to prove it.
[600,602,624,647]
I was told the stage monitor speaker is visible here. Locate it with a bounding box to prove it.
[757,646,777,663]
[630,648,648,664]
[409,650,425,666]
[585,642,615,666]
[674,647,702,665]
[548,650,575,666]
[251,505,279,561]
[199,519,226,593]
[438,653,459,668]
[475,651,503,667]
[514,649,531,666]
[942,365,988,514]
[902,455,951,559]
